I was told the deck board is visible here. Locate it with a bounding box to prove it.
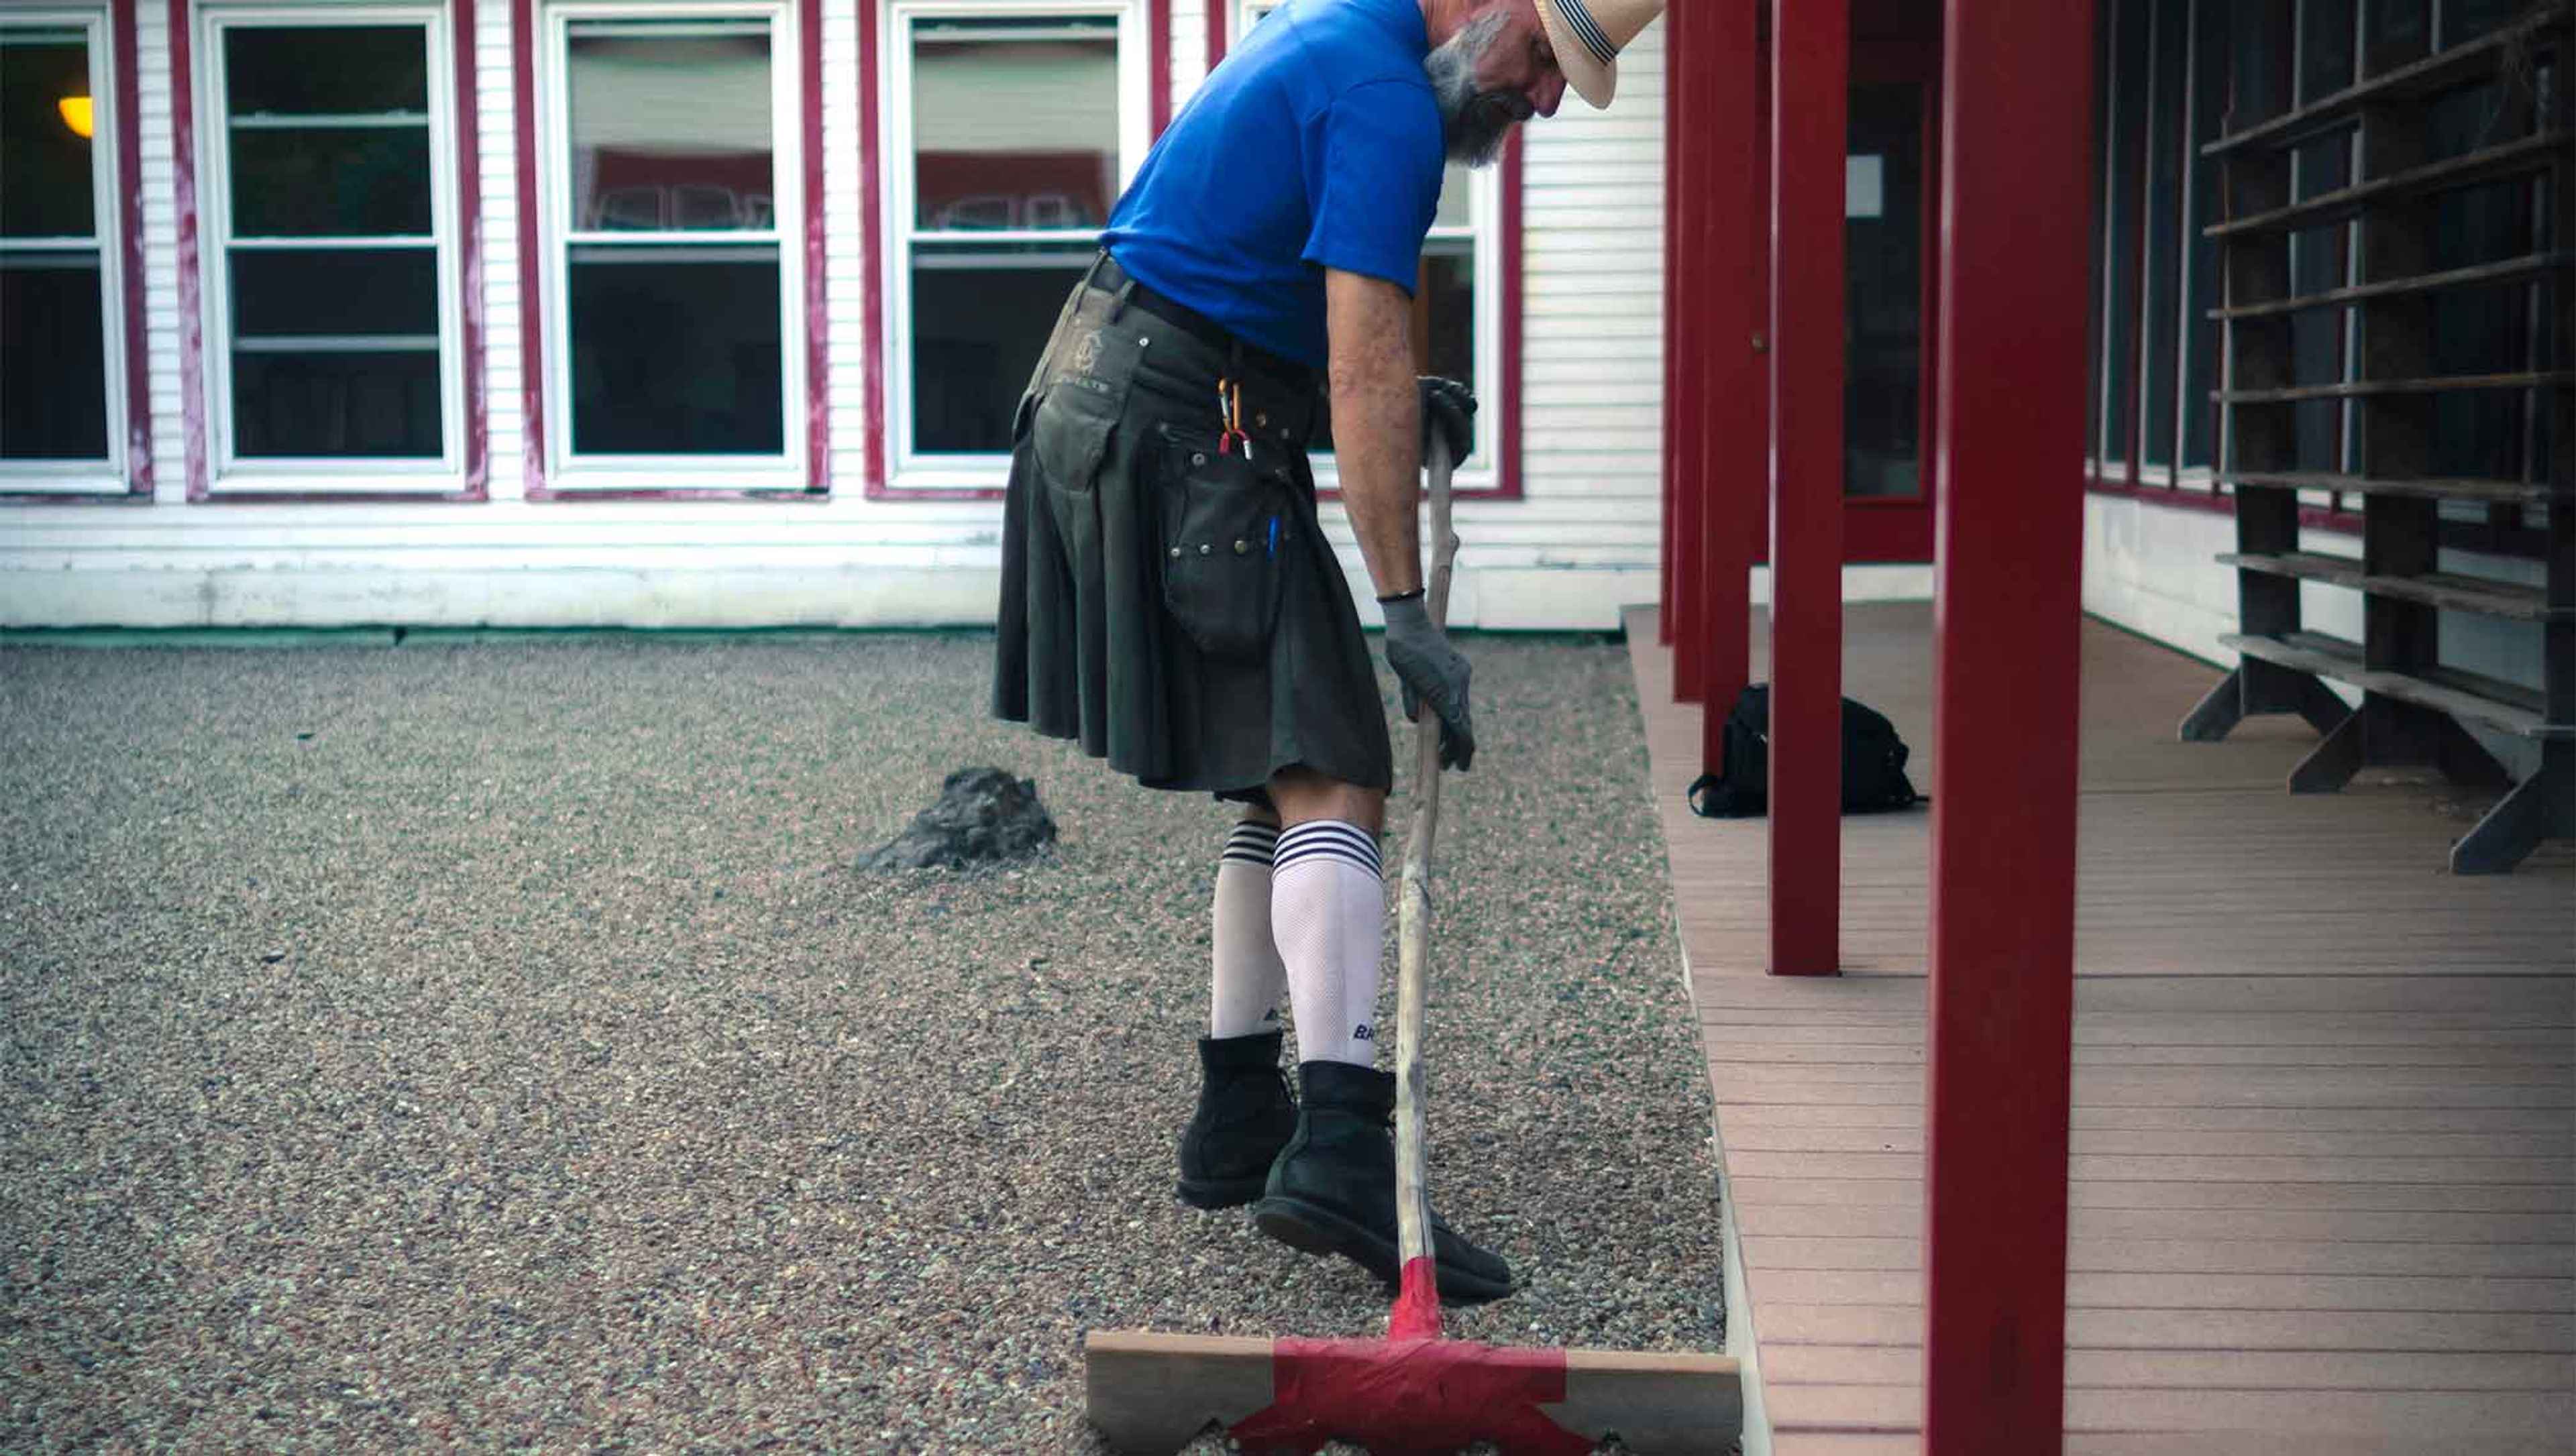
[1623,604,2576,1452]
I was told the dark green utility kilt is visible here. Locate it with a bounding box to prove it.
[991,269,1392,802]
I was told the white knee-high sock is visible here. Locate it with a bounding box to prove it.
[1269,820,1386,1068]
[1210,820,1285,1038]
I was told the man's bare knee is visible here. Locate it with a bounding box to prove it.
[1267,766,1385,834]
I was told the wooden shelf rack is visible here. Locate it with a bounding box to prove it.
[2183,6,2575,874]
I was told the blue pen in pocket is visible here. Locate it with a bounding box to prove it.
[1265,515,1279,559]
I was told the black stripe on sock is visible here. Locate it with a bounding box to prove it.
[1222,822,1280,869]
[1273,822,1383,878]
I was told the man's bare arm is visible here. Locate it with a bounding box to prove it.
[1324,267,1422,600]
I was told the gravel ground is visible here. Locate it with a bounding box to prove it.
[1,631,1725,1453]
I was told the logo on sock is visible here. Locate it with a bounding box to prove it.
[1353,1023,1374,1041]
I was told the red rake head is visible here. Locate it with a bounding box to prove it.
[1226,1334,1595,1456]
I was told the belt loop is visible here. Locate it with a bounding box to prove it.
[1081,250,1112,292]
[1106,279,1134,324]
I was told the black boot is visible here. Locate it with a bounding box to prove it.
[1175,1030,1299,1209]
[1250,1060,1515,1303]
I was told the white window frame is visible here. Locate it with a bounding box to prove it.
[0,7,128,494]
[537,0,808,490]
[1240,0,1501,490]
[881,0,1148,490]
[196,1,464,494]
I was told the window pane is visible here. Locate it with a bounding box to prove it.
[2362,0,2429,70]
[914,19,1118,231]
[229,127,432,236]
[2426,78,2538,479]
[229,247,439,459]
[569,26,773,233]
[2180,0,2226,469]
[1,33,97,238]
[2139,0,2188,469]
[1,258,109,457]
[1845,82,1923,496]
[2226,2,2291,129]
[232,351,440,457]
[912,242,1087,451]
[222,25,430,239]
[2443,0,2526,45]
[2288,131,2350,472]
[1420,240,1474,388]
[2298,0,2356,103]
[1434,162,1472,230]
[233,247,437,339]
[226,25,428,115]
[2102,0,2148,459]
[569,246,782,453]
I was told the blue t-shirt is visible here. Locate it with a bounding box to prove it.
[1100,0,1446,370]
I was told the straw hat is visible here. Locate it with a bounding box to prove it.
[1536,0,1666,109]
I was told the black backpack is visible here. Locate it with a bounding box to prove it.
[1686,684,1923,819]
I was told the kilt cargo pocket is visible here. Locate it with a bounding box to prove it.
[1155,424,1291,661]
[1029,320,1140,493]
[1030,382,1117,494]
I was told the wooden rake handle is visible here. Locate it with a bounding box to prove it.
[1389,433,1458,1341]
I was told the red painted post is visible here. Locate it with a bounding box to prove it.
[1668,1,1707,701]
[1695,0,1759,775]
[1921,0,2095,1447]
[1768,0,1845,976]
[1658,0,1685,646]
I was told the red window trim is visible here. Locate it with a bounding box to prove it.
[1149,0,1171,133]
[2081,467,2365,536]
[513,0,829,504]
[0,0,154,504]
[169,0,492,504]
[866,0,1526,504]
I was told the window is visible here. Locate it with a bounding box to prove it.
[540,1,806,486]
[199,7,461,490]
[1240,0,1501,484]
[887,1,1147,484]
[2094,0,2147,472]
[2086,0,2564,522]
[1,11,125,492]
[2135,0,2188,476]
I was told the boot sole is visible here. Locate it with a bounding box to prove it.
[1250,1194,1514,1304]
[1175,1174,1267,1210]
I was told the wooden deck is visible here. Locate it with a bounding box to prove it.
[1623,603,2576,1455]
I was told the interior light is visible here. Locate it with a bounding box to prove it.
[58,95,95,139]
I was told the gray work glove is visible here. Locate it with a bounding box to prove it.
[1417,376,1477,466]
[1380,592,1475,772]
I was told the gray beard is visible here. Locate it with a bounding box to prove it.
[1424,11,1528,167]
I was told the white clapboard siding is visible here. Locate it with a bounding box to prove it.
[1509,13,1664,622]
[1169,0,1205,107]
[136,0,182,504]
[477,0,527,501]
[6,0,1695,632]
[824,0,869,497]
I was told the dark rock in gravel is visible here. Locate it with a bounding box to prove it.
[861,767,1058,870]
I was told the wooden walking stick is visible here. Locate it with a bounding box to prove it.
[1387,427,1460,1342]
[1085,437,1742,1454]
